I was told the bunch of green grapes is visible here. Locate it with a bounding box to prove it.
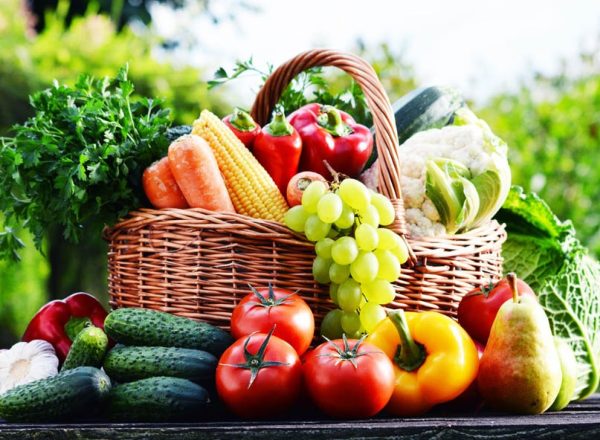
[284,178,409,339]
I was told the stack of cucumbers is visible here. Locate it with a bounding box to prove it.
[0,308,233,422]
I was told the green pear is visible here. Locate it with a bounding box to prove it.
[549,337,578,411]
[478,273,562,414]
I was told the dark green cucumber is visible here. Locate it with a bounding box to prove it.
[166,125,192,143]
[62,325,109,371]
[104,308,233,356]
[0,367,111,422]
[105,376,210,421]
[368,86,464,167]
[103,345,217,383]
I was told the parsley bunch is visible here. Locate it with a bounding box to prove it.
[0,65,171,260]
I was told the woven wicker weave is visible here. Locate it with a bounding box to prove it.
[106,49,506,329]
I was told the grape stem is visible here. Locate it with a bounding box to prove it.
[322,160,349,186]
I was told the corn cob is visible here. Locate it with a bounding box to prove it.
[192,110,289,222]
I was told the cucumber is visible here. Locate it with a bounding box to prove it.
[0,367,111,422]
[166,125,192,143]
[105,376,210,421]
[62,325,109,371]
[104,308,233,356]
[103,345,217,383]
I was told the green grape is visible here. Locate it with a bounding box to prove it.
[359,204,380,227]
[350,251,378,283]
[338,179,371,211]
[370,192,396,226]
[317,192,343,223]
[334,203,355,229]
[359,294,367,308]
[315,238,334,259]
[320,309,344,339]
[377,228,403,250]
[305,215,331,242]
[374,249,401,282]
[360,302,387,333]
[390,240,410,265]
[329,263,350,284]
[361,279,395,304]
[302,180,328,213]
[341,311,361,335]
[312,256,332,284]
[331,236,359,265]
[337,279,362,312]
[355,223,379,251]
[329,283,340,305]
[283,205,309,232]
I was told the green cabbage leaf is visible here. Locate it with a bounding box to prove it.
[496,187,600,399]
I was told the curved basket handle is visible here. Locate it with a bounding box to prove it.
[250,49,407,235]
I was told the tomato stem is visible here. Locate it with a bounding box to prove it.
[389,310,426,372]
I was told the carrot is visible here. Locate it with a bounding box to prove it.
[168,134,235,212]
[143,157,189,209]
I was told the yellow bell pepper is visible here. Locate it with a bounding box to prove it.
[366,310,479,416]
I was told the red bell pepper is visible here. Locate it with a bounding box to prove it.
[222,108,261,150]
[289,104,373,178]
[253,109,303,195]
[22,292,108,362]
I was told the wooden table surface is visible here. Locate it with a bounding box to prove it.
[1,394,599,439]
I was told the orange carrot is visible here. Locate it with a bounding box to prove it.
[143,156,189,209]
[168,134,235,212]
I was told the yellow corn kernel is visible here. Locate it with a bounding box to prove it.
[192,110,288,222]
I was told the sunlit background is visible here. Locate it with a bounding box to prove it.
[1,0,599,345]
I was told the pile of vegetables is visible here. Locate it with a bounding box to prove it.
[0,57,598,424]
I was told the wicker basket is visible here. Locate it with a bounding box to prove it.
[106,49,506,330]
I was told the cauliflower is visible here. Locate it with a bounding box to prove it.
[397,108,511,237]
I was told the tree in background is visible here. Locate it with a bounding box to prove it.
[477,49,600,260]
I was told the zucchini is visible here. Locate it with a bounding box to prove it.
[103,345,217,383]
[105,376,210,421]
[104,308,233,356]
[368,86,464,167]
[0,367,111,422]
[392,86,464,144]
[62,325,109,371]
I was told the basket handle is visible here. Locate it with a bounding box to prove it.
[250,49,407,235]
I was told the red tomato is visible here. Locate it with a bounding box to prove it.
[216,330,302,419]
[303,337,395,418]
[286,171,327,206]
[458,275,537,344]
[231,285,314,355]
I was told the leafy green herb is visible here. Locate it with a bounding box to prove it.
[208,57,372,126]
[496,186,600,399]
[0,65,171,260]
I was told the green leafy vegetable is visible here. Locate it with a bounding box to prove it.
[208,57,372,126]
[496,186,600,399]
[0,65,171,260]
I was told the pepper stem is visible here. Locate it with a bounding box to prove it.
[389,310,426,372]
[229,108,257,131]
[264,109,294,137]
[507,272,520,303]
[317,105,352,137]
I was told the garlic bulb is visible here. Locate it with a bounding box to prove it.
[0,340,59,394]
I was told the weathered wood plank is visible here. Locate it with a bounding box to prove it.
[1,395,598,440]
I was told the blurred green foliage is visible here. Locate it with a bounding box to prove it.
[477,58,600,260]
